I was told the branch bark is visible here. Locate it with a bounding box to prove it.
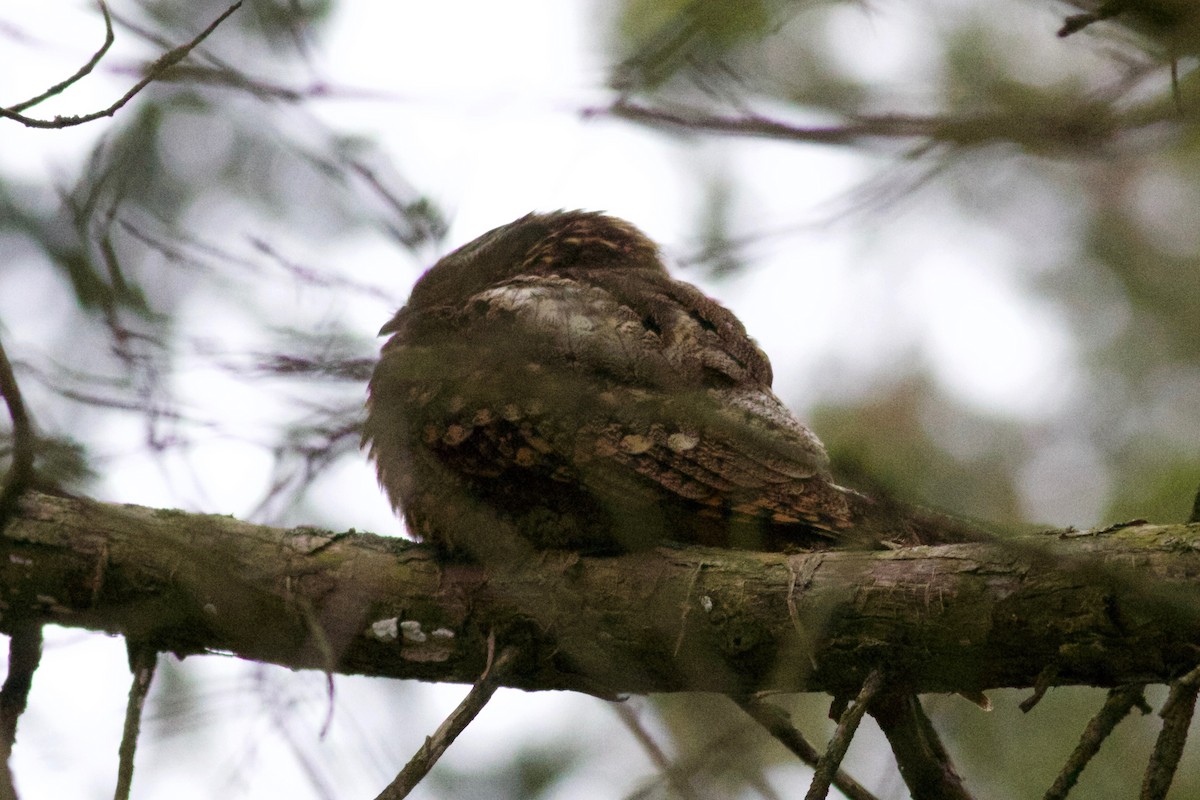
[2,492,1199,698]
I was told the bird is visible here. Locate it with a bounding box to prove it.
[363,210,977,559]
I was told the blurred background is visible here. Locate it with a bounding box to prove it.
[1,0,1198,797]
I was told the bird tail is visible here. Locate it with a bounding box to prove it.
[837,487,995,548]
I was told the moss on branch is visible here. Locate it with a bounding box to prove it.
[2,492,1199,697]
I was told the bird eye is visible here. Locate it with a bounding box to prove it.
[689,310,720,333]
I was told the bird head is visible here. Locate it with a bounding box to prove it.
[385,211,664,335]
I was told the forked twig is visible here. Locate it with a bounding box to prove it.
[6,2,115,113]
[0,2,243,129]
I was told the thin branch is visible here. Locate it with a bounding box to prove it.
[0,624,44,800]
[1140,664,1200,800]
[621,707,787,800]
[101,6,386,105]
[597,98,1123,153]
[805,669,884,800]
[1044,685,1148,800]
[599,98,934,147]
[374,641,520,800]
[870,692,974,800]
[613,702,700,800]
[1020,664,1060,712]
[113,646,157,800]
[0,335,34,535]
[6,2,114,113]
[737,696,880,800]
[0,2,242,129]
[293,596,337,738]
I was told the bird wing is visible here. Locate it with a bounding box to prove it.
[396,271,851,535]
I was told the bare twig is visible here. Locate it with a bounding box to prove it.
[737,696,880,800]
[596,98,1120,152]
[113,645,157,800]
[7,2,114,113]
[0,624,44,800]
[374,641,519,800]
[1188,483,1199,524]
[1140,664,1200,800]
[291,595,338,737]
[599,98,936,147]
[805,669,884,800]
[102,6,372,106]
[870,692,974,800]
[1020,664,1060,712]
[0,2,243,129]
[0,335,34,535]
[620,704,792,800]
[613,702,700,800]
[1044,685,1148,800]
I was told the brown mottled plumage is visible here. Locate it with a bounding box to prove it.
[363,211,970,558]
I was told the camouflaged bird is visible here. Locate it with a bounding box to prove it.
[364,211,973,558]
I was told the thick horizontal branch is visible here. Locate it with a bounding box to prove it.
[1,492,1198,697]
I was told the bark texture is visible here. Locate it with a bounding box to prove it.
[1,491,1199,697]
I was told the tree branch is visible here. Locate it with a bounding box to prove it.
[805,670,883,800]
[0,2,242,129]
[1140,664,1200,800]
[2,492,1200,698]
[871,692,973,800]
[0,335,35,535]
[5,1,115,113]
[1044,685,1149,800]
[737,696,879,800]
[0,623,42,800]
[374,640,519,800]
[113,645,156,800]
[596,98,1127,153]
